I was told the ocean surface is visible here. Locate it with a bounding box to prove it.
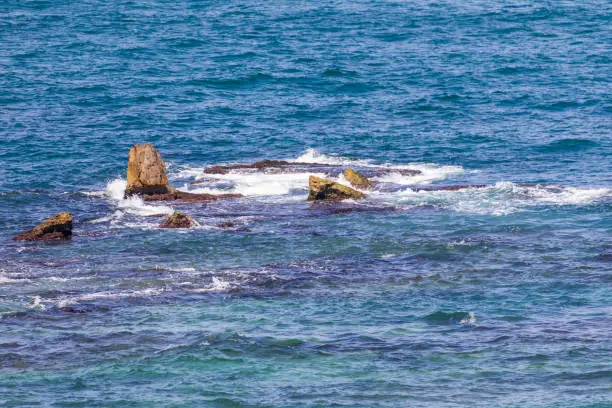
[1,0,611,406]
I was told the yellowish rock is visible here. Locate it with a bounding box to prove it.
[308,176,366,201]
[343,168,371,189]
[12,212,72,241]
[125,143,174,196]
[160,211,196,228]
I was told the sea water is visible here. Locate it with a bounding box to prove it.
[0,1,611,406]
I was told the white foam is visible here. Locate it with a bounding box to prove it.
[107,178,174,216]
[0,274,27,284]
[86,178,174,219]
[371,164,466,185]
[189,276,233,292]
[460,312,477,325]
[295,149,465,184]
[188,171,328,198]
[394,182,611,215]
[294,148,375,166]
[525,185,611,205]
[56,287,164,307]
[27,296,45,311]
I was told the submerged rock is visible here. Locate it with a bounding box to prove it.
[60,306,86,314]
[12,212,72,242]
[160,211,196,228]
[143,191,241,202]
[125,143,174,196]
[203,160,329,174]
[216,221,235,228]
[308,176,366,201]
[344,167,372,189]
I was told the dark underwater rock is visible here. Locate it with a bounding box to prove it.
[60,307,86,314]
[12,212,73,242]
[308,176,366,201]
[203,160,330,174]
[143,191,242,202]
[160,211,196,228]
[216,221,235,228]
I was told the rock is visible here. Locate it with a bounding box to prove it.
[60,307,86,314]
[125,143,174,196]
[143,191,242,202]
[203,160,330,174]
[308,176,366,201]
[344,168,372,189]
[12,212,72,241]
[216,221,235,228]
[160,211,196,228]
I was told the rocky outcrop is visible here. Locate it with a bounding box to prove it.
[160,212,196,228]
[124,143,242,202]
[125,143,174,196]
[12,212,72,241]
[216,221,235,228]
[344,168,372,189]
[308,176,366,201]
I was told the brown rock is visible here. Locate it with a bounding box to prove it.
[216,221,235,228]
[308,176,367,201]
[344,168,372,189]
[160,211,197,228]
[12,212,72,242]
[125,143,174,196]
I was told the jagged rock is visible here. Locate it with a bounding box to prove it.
[12,212,72,242]
[308,176,366,201]
[125,143,174,196]
[160,211,196,228]
[344,168,372,189]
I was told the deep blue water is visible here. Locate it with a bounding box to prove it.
[1,0,611,406]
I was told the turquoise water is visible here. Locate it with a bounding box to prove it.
[1,0,611,406]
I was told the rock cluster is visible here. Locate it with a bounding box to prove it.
[9,143,440,242]
[12,212,73,242]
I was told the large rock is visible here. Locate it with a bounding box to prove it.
[344,168,372,189]
[160,211,196,228]
[308,176,366,201]
[12,212,72,241]
[125,143,174,196]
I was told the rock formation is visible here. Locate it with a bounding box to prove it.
[12,212,72,241]
[308,176,366,201]
[125,143,174,196]
[160,211,197,228]
[125,143,242,202]
[344,168,372,189]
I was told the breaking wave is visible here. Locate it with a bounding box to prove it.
[393,182,611,215]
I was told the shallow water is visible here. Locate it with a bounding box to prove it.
[1,0,611,407]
